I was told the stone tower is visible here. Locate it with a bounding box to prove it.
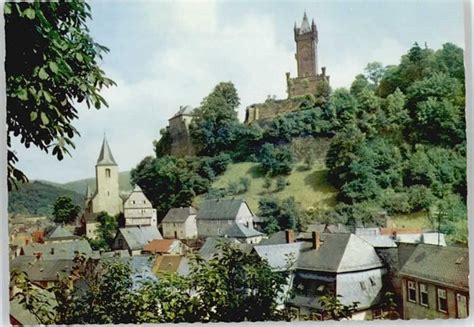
[81,137,123,238]
[285,12,329,99]
[294,12,318,78]
[90,136,123,216]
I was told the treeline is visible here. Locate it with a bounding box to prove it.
[8,181,83,217]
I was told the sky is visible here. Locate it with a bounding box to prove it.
[13,0,465,185]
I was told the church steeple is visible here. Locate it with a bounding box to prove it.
[299,11,311,34]
[96,136,117,166]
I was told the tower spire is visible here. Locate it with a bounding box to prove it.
[96,136,117,166]
[299,11,311,34]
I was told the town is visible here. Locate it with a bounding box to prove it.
[7,5,469,325]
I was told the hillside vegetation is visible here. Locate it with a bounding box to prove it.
[8,181,83,217]
[194,161,337,213]
[58,171,133,195]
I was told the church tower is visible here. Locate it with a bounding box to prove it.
[90,136,122,216]
[294,12,318,78]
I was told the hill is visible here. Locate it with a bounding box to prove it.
[194,161,338,213]
[50,171,133,195]
[8,181,83,218]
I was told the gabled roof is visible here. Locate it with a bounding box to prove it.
[10,257,76,281]
[259,230,287,246]
[199,237,240,261]
[117,226,163,251]
[162,207,197,223]
[96,137,117,166]
[196,199,251,221]
[254,242,303,271]
[45,225,78,241]
[358,235,397,248]
[400,244,469,291]
[143,239,179,254]
[224,223,263,239]
[297,234,383,273]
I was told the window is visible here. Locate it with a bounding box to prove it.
[369,277,376,286]
[360,281,367,291]
[105,168,111,178]
[419,283,429,307]
[437,288,448,313]
[407,280,417,303]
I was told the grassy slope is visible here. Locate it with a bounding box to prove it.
[194,161,338,213]
[389,211,432,229]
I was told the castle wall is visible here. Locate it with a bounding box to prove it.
[286,73,329,99]
[169,115,195,157]
[245,98,307,124]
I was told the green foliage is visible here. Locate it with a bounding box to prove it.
[52,196,81,224]
[190,82,241,155]
[154,128,172,157]
[258,197,301,232]
[8,181,83,217]
[258,144,294,176]
[5,1,115,190]
[15,243,290,324]
[88,212,118,251]
[319,294,359,321]
[131,154,230,218]
[364,62,386,88]
[275,176,287,192]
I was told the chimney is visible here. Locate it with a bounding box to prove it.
[312,231,321,250]
[285,229,294,244]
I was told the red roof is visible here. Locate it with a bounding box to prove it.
[143,239,177,254]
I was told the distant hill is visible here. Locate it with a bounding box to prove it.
[56,171,133,195]
[8,181,83,218]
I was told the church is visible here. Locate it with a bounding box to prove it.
[80,137,156,239]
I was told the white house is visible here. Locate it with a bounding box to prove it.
[123,185,157,227]
[161,207,197,239]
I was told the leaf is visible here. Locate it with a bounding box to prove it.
[30,112,38,122]
[4,3,11,15]
[17,88,28,101]
[49,61,59,74]
[40,112,49,126]
[24,8,35,19]
[43,91,52,103]
[76,52,84,62]
[38,67,48,80]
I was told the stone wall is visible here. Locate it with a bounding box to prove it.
[168,115,195,157]
[286,70,329,99]
[244,97,308,124]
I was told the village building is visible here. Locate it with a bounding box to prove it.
[123,185,157,227]
[223,223,264,244]
[111,225,163,256]
[399,244,469,319]
[288,232,385,320]
[196,199,258,238]
[19,239,94,259]
[43,225,80,244]
[161,206,198,239]
[80,137,123,238]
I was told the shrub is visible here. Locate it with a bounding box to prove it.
[258,143,293,176]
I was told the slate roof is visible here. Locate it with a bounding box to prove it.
[96,136,117,166]
[45,225,79,241]
[400,244,469,291]
[117,226,163,251]
[299,12,312,34]
[162,207,197,223]
[259,231,287,246]
[326,224,350,234]
[355,227,380,236]
[296,234,383,273]
[198,237,240,260]
[10,289,57,325]
[306,224,326,233]
[224,223,263,238]
[21,240,93,258]
[196,199,252,220]
[358,235,397,248]
[170,105,195,119]
[99,255,157,283]
[254,242,303,271]
[10,257,75,281]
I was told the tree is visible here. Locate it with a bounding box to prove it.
[319,294,359,321]
[190,82,241,155]
[52,196,81,224]
[350,74,370,96]
[88,212,118,251]
[364,62,385,88]
[258,143,293,176]
[5,1,115,190]
[258,197,300,232]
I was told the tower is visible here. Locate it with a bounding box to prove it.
[91,136,122,216]
[294,12,318,78]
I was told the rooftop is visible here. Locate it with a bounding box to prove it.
[162,207,197,223]
[196,198,252,221]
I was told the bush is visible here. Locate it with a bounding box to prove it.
[276,177,287,192]
[258,143,293,176]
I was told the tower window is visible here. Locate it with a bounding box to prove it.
[105,168,111,178]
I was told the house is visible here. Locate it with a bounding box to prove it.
[196,199,256,238]
[112,226,163,255]
[223,223,264,244]
[43,225,80,244]
[143,239,187,255]
[161,206,197,239]
[289,232,385,320]
[123,185,157,227]
[399,244,469,319]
